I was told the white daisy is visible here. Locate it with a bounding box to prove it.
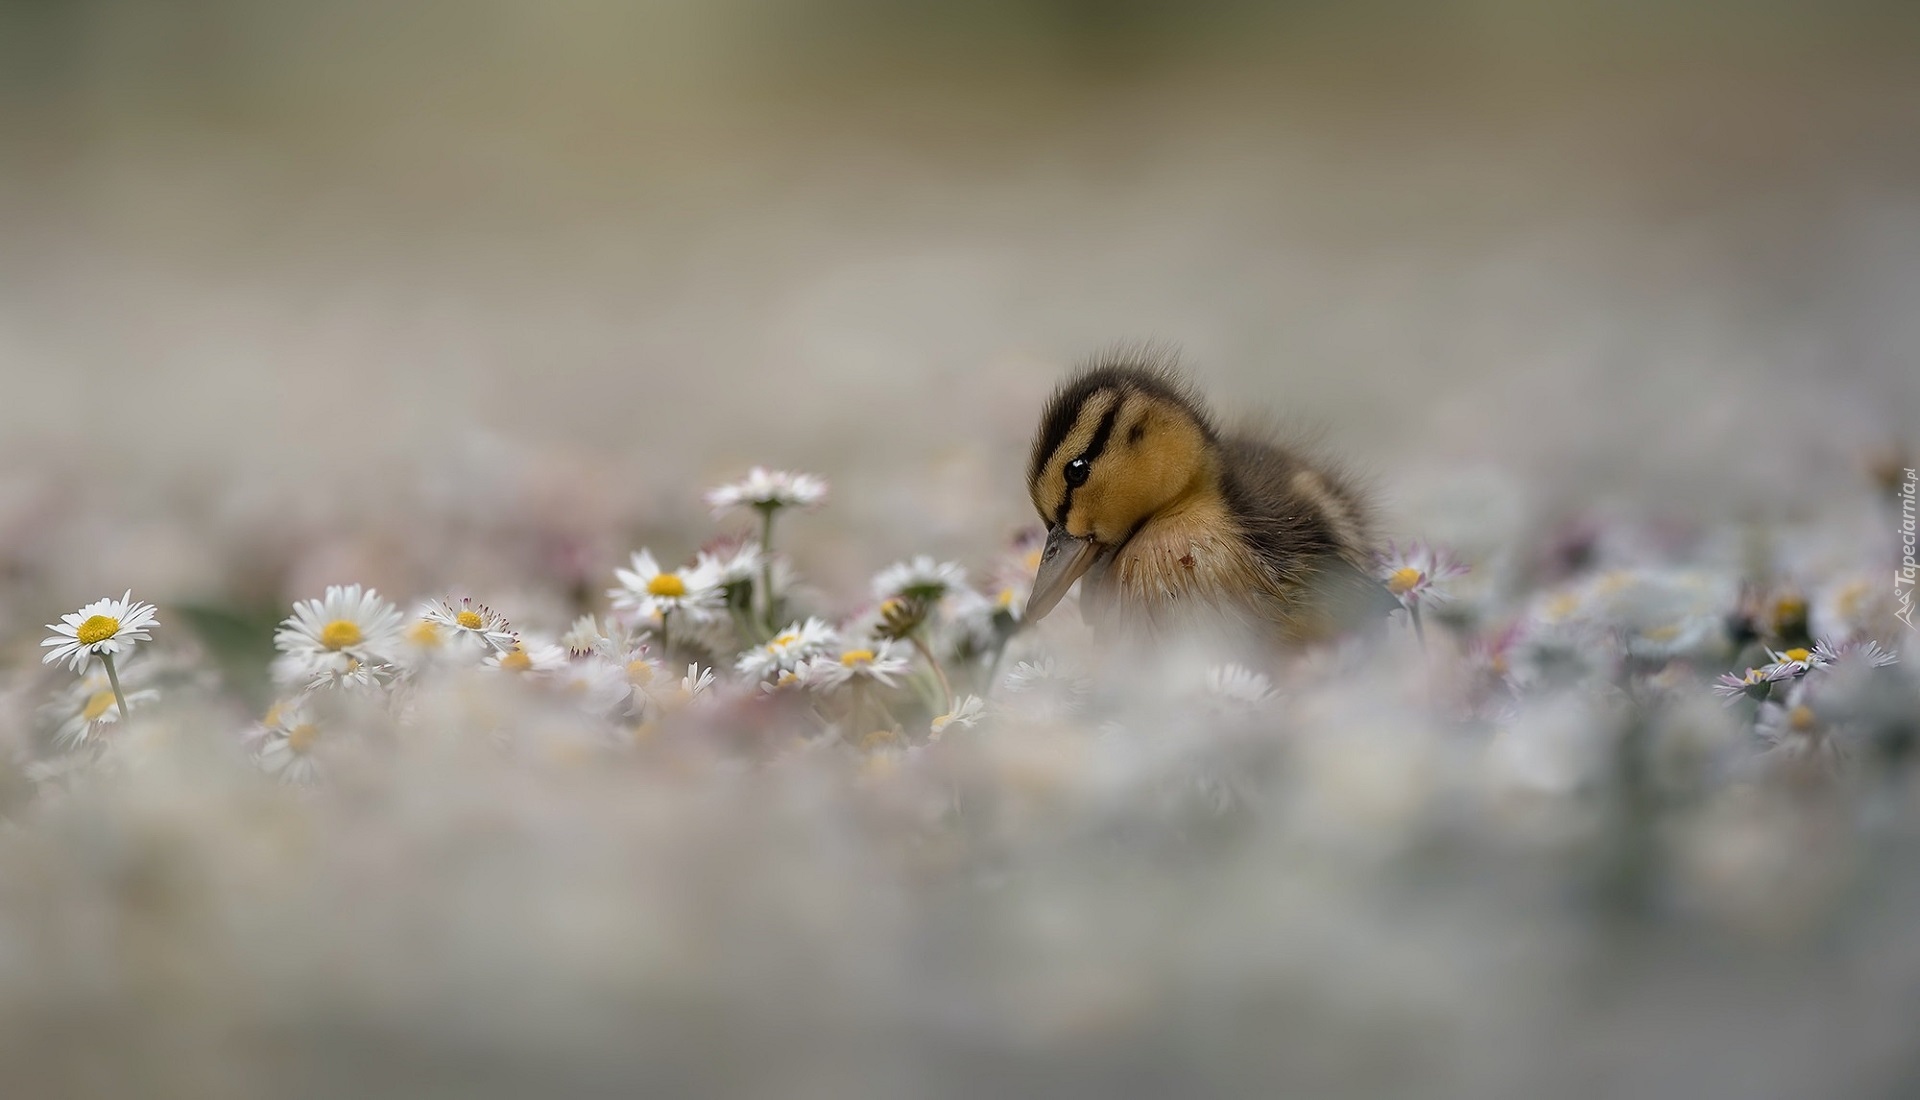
[871,556,967,603]
[560,613,615,656]
[419,597,518,653]
[704,467,828,517]
[487,636,571,675]
[610,549,724,623]
[638,662,718,714]
[797,641,913,690]
[1205,663,1277,707]
[999,657,1090,720]
[41,590,160,673]
[1754,692,1839,767]
[274,585,404,684]
[695,539,767,589]
[1757,645,1826,681]
[282,655,392,694]
[1003,656,1089,697]
[938,586,1006,657]
[1810,573,1885,644]
[930,694,986,736]
[678,663,717,701]
[1712,666,1777,702]
[255,703,324,785]
[1374,541,1468,612]
[44,663,160,749]
[1811,638,1899,672]
[551,654,636,714]
[735,617,840,680]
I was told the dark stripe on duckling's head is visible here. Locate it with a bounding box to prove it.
[1052,398,1125,525]
[1028,355,1220,541]
[1029,357,1212,486]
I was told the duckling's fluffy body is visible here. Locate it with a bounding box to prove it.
[1026,355,1389,648]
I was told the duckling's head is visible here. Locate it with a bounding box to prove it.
[1024,360,1218,621]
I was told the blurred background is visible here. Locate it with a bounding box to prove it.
[4,0,1918,606]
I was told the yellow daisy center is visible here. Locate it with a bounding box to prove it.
[1782,648,1812,663]
[840,649,875,667]
[627,659,655,685]
[263,703,284,728]
[455,609,485,630]
[770,632,798,650]
[1386,567,1423,596]
[1644,624,1680,642]
[286,723,319,753]
[1788,705,1817,732]
[647,574,687,598]
[500,649,533,672]
[81,690,117,722]
[75,615,121,646]
[407,621,443,647]
[859,729,902,751]
[1836,581,1869,618]
[1773,595,1806,620]
[996,587,1016,608]
[319,620,363,651]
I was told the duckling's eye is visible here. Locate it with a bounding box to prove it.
[1064,458,1090,488]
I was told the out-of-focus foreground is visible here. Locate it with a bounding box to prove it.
[2,2,1920,1097]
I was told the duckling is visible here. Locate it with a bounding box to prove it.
[1024,354,1393,649]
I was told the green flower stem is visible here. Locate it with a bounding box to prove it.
[99,652,130,722]
[758,505,778,633]
[909,631,953,716]
[980,621,1019,701]
[658,609,673,664]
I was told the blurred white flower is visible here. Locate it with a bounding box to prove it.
[678,663,717,700]
[41,590,159,673]
[44,662,159,748]
[1374,541,1468,612]
[274,585,404,683]
[551,654,635,714]
[704,467,828,517]
[1811,638,1899,672]
[798,642,913,690]
[1758,645,1826,680]
[736,617,839,680]
[930,694,986,735]
[1810,573,1885,643]
[561,613,614,656]
[695,539,767,588]
[1205,663,1277,708]
[419,596,518,653]
[1754,689,1836,766]
[872,556,967,603]
[610,549,724,623]
[488,636,571,675]
[1712,666,1777,702]
[255,702,323,784]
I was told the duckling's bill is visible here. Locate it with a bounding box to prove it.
[1025,527,1101,622]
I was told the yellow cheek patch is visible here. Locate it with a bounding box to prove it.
[1074,405,1208,543]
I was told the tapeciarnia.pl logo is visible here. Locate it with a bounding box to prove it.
[1899,466,1917,629]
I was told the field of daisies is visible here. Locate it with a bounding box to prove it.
[4,442,1919,1096]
